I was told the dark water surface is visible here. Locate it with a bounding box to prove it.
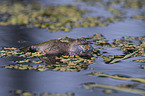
[0,0,145,96]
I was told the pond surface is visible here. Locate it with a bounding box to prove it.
[0,0,145,96]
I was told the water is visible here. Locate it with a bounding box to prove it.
[0,0,145,96]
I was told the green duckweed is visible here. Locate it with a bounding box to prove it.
[133,60,145,63]
[0,2,115,32]
[141,65,145,69]
[13,90,74,96]
[1,1,142,32]
[3,53,95,72]
[103,89,113,94]
[90,35,145,64]
[76,0,145,21]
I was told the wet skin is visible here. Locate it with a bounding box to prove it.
[21,37,93,57]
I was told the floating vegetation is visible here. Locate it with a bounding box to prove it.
[122,36,137,40]
[122,0,145,9]
[102,55,123,59]
[141,65,145,69]
[76,0,102,5]
[132,15,145,21]
[133,59,145,63]
[0,2,84,32]
[87,34,111,47]
[95,40,111,47]
[3,64,35,70]
[83,82,145,95]
[3,55,94,72]
[105,51,138,64]
[54,55,94,72]
[0,0,144,32]
[103,89,113,94]
[77,0,145,9]
[89,34,105,40]
[112,39,133,47]
[1,46,95,71]
[91,35,145,64]
[85,34,144,64]
[0,47,46,58]
[12,90,74,96]
[107,8,123,16]
[112,38,145,57]
[0,1,138,32]
[0,47,22,58]
[0,2,122,32]
[15,59,43,64]
[116,84,139,88]
[76,0,145,21]
[87,72,145,84]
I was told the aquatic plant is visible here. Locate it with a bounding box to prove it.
[83,82,145,95]
[12,90,74,96]
[87,72,145,84]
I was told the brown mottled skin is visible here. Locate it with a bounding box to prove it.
[21,37,90,56]
[21,37,93,64]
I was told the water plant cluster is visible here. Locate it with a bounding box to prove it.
[82,72,145,94]
[77,0,145,21]
[88,34,145,64]
[3,55,95,72]
[77,0,145,8]
[0,46,97,72]
[0,2,113,32]
[0,0,144,32]
[87,72,145,84]
[0,34,144,72]
[83,82,145,95]
[12,90,74,96]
